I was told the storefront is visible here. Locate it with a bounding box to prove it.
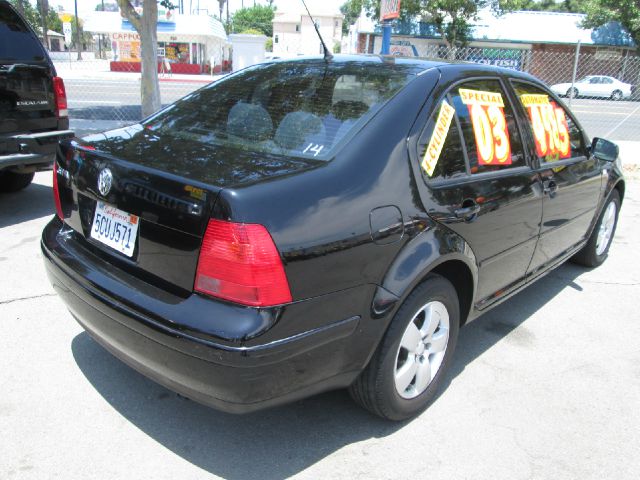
[84,11,229,74]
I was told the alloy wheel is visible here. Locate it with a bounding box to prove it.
[394,301,450,399]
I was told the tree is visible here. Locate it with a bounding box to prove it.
[9,0,62,34]
[231,5,275,37]
[340,0,363,35]
[580,0,640,50]
[340,0,530,48]
[116,1,174,117]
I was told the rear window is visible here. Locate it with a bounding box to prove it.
[0,2,48,63]
[143,60,420,160]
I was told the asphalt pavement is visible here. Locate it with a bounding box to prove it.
[1,172,639,479]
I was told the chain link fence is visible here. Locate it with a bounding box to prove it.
[56,41,640,144]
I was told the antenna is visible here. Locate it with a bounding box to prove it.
[300,0,333,62]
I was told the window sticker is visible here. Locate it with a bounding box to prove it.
[459,88,512,166]
[421,100,456,177]
[519,94,570,161]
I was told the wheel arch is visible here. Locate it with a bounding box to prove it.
[376,227,478,326]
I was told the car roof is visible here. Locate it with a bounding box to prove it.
[265,54,543,84]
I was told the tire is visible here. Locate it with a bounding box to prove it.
[611,90,623,101]
[0,171,35,193]
[566,87,579,98]
[349,275,460,421]
[571,190,620,268]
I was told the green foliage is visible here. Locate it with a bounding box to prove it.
[239,28,264,35]
[339,0,574,47]
[517,0,587,12]
[231,5,275,37]
[340,0,363,35]
[265,37,273,52]
[333,41,341,53]
[9,0,62,33]
[580,0,640,50]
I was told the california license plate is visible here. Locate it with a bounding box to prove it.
[90,201,139,257]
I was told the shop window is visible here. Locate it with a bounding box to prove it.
[275,34,279,44]
[295,24,300,32]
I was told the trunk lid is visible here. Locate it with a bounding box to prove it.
[57,124,321,294]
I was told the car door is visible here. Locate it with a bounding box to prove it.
[600,76,615,97]
[412,76,543,308]
[509,80,602,277]
[582,76,601,97]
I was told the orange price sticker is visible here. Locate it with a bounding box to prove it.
[460,89,512,166]
[520,94,570,160]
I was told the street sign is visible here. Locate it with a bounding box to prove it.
[380,0,402,21]
[63,22,72,45]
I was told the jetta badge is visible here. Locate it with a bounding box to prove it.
[97,168,113,197]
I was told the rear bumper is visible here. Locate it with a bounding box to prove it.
[0,129,74,170]
[42,218,365,413]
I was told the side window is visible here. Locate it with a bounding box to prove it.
[603,77,613,84]
[511,81,585,163]
[418,100,467,181]
[449,79,527,174]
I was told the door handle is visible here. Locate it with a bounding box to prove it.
[454,201,481,221]
[543,180,558,198]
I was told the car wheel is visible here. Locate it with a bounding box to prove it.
[0,171,35,193]
[349,274,460,420]
[571,190,620,268]
[611,90,623,101]
[566,87,579,98]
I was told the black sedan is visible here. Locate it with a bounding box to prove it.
[42,55,624,421]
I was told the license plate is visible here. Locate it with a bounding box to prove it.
[90,201,139,257]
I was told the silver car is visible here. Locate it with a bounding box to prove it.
[550,75,633,100]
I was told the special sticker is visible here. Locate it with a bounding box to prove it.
[421,100,456,177]
[460,88,512,166]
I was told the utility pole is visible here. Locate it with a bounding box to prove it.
[74,0,81,60]
[39,0,49,50]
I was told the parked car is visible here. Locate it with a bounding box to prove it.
[550,75,633,100]
[42,55,624,421]
[0,0,72,193]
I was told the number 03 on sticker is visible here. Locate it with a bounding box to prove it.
[460,88,512,166]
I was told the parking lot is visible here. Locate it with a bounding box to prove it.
[1,171,638,479]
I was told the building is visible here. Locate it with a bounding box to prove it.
[347,9,638,85]
[272,10,343,56]
[83,10,229,74]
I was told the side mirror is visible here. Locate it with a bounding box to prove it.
[591,137,619,162]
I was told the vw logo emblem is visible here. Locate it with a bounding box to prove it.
[98,168,113,197]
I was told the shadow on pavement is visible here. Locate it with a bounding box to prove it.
[71,262,585,480]
[0,182,54,228]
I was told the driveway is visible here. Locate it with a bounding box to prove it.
[1,172,639,480]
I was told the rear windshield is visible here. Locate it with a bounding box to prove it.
[143,60,421,160]
[0,2,48,63]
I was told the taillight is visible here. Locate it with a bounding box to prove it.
[52,160,63,220]
[52,77,67,118]
[195,219,292,307]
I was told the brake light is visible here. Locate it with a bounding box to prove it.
[52,77,67,118]
[52,160,63,220]
[195,219,292,307]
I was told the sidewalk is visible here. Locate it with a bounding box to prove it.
[54,60,225,83]
[615,141,639,166]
